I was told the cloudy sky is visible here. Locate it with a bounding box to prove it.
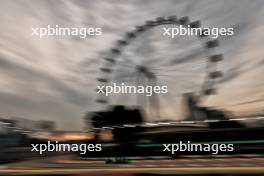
[0,0,263,130]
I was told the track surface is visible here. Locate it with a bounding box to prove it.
[1,155,264,175]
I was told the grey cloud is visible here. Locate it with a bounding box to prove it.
[0,55,92,107]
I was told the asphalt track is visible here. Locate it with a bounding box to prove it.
[1,155,264,175]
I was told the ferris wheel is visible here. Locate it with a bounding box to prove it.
[95,16,223,122]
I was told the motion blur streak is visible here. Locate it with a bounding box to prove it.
[0,0,263,130]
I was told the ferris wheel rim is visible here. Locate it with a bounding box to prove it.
[95,15,224,108]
